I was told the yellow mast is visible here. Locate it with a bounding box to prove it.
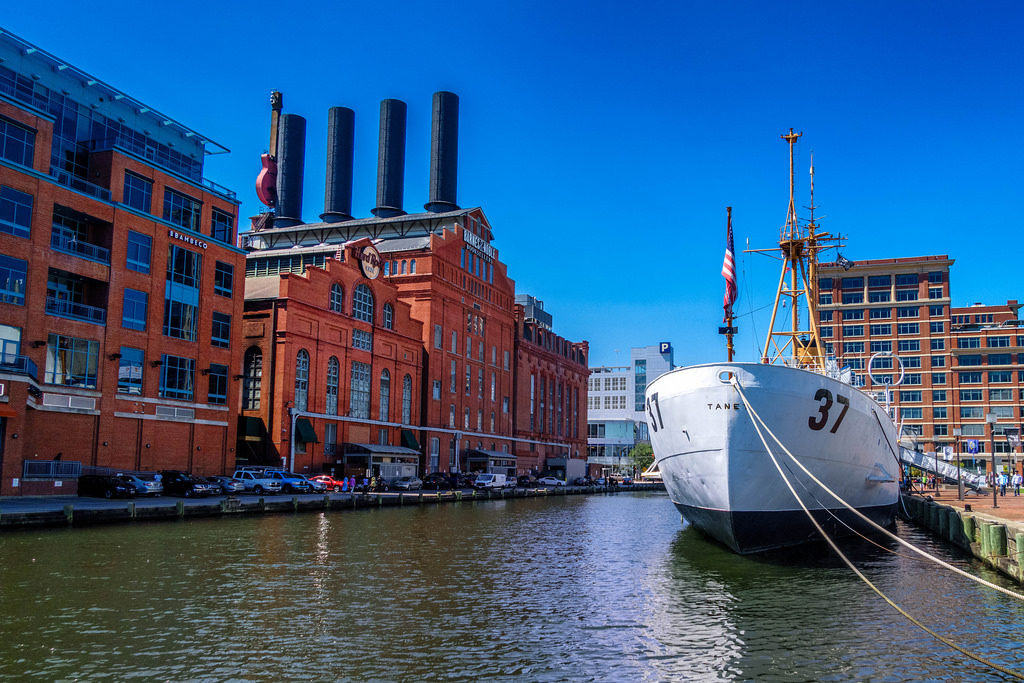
[758,129,840,370]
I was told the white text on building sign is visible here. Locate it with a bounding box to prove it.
[463,229,495,259]
[168,229,209,250]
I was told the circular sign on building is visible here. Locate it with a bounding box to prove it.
[359,244,382,280]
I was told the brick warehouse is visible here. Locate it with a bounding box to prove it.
[0,31,244,494]
[241,92,588,479]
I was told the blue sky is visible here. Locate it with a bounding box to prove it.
[7,2,1023,367]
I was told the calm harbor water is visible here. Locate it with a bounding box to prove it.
[2,491,1024,681]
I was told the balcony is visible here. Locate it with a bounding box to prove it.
[49,168,111,202]
[45,296,106,325]
[50,224,111,265]
[0,353,38,380]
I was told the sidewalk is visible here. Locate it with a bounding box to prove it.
[913,484,1024,523]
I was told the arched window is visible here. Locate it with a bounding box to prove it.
[382,303,393,329]
[402,374,412,424]
[243,346,262,410]
[383,261,390,276]
[379,368,390,421]
[330,283,344,313]
[353,284,374,322]
[295,349,310,411]
[410,259,416,274]
[326,356,339,415]
[400,260,406,274]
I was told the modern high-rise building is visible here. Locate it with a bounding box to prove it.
[0,30,244,494]
[587,343,674,476]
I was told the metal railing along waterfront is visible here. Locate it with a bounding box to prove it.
[22,460,82,479]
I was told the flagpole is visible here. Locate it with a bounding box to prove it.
[725,206,735,362]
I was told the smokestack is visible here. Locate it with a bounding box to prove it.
[275,113,306,227]
[321,106,355,223]
[372,99,406,218]
[425,91,459,213]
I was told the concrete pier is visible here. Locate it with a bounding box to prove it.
[901,487,1024,584]
[0,483,664,531]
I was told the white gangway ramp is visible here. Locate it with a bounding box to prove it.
[898,447,987,490]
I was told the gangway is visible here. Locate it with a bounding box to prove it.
[898,446,987,491]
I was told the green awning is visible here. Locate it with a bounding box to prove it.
[295,417,318,443]
[241,416,266,441]
[401,429,420,451]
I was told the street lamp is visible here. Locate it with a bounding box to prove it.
[987,413,998,508]
[953,427,963,501]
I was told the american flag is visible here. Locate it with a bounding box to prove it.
[722,217,737,321]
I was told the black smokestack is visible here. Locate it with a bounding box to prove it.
[425,91,459,213]
[321,106,354,223]
[275,113,306,227]
[372,99,406,218]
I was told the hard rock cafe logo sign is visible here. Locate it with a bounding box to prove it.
[358,244,382,280]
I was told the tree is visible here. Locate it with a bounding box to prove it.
[628,442,654,475]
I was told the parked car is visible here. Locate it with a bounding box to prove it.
[261,470,313,493]
[595,477,607,485]
[117,473,162,496]
[78,474,135,499]
[458,474,477,489]
[232,470,283,495]
[310,475,345,492]
[207,475,245,494]
[391,476,423,491]
[160,470,213,497]
[573,476,593,486]
[473,473,506,489]
[421,473,453,490]
[537,476,566,487]
[517,475,537,488]
[299,474,327,492]
[504,476,517,489]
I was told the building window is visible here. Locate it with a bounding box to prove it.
[869,308,891,320]
[434,324,442,349]
[868,324,890,336]
[126,231,152,274]
[159,354,195,400]
[211,312,231,348]
[382,303,393,329]
[122,288,148,331]
[989,371,1013,383]
[867,275,890,288]
[0,117,35,167]
[820,293,833,305]
[929,305,944,317]
[895,289,917,302]
[868,291,890,303]
[933,390,947,402]
[931,355,945,368]
[353,328,373,351]
[295,350,310,411]
[842,292,864,304]
[932,372,946,385]
[214,261,234,297]
[931,338,945,351]
[0,254,27,305]
[210,208,234,243]
[450,360,457,393]
[163,245,201,341]
[843,325,864,337]
[243,347,262,410]
[465,365,471,395]
[902,408,923,420]
[44,333,98,388]
[326,356,339,415]
[207,363,228,405]
[958,337,981,349]
[989,336,1012,348]
[896,323,919,335]
[930,321,944,334]
[402,374,412,424]
[163,188,202,232]
[350,361,371,419]
[430,437,440,472]
[451,331,457,353]
[330,283,344,313]
[958,372,983,384]
[117,346,143,395]
[432,379,441,400]
[896,307,919,318]
[842,309,864,321]
[933,406,948,419]
[988,353,1012,365]
[353,283,374,322]
[0,186,32,238]
[379,369,391,421]
[990,389,1014,401]
[123,172,152,213]
[928,287,943,300]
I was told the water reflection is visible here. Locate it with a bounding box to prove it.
[2,493,1024,680]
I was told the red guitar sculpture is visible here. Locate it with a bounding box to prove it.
[255,91,283,208]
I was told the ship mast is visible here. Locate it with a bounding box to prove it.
[758,129,836,369]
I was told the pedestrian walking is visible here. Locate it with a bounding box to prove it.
[999,472,1008,496]
[1013,471,1022,496]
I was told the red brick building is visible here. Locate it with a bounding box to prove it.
[0,31,244,494]
[513,295,589,475]
[240,237,423,478]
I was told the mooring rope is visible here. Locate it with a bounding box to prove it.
[736,395,1024,680]
[730,376,1024,602]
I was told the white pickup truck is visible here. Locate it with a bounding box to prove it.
[232,470,283,495]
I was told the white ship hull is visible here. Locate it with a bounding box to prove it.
[646,362,899,554]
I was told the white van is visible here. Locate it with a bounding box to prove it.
[473,473,506,489]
